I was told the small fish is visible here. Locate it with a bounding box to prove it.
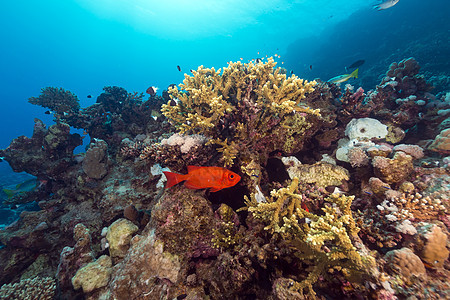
[256,58,262,63]
[146,86,158,96]
[44,110,51,115]
[346,59,365,71]
[328,68,359,84]
[301,202,309,213]
[290,70,294,74]
[163,166,241,192]
[373,0,399,10]
[2,178,40,199]
[87,95,92,98]
[151,109,162,119]
[364,191,373,195]
[309,65,313,70]
[190,69,194,73]
[177,65,182,72]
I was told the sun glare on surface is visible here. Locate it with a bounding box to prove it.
[75,0,369,42]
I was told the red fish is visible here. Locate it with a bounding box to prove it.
[163,166,241,192]
[301,201,309,213]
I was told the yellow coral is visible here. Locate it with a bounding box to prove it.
[247,179,366,299]
[161,57,319,167]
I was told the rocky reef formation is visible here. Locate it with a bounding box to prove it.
[0,57,448,299]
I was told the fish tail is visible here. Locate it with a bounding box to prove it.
[351,68,359,79]
[163,171,186,189]
[2,189,15,199]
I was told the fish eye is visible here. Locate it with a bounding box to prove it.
[229,174,235,179]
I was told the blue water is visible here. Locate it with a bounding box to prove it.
[0,0,449,219]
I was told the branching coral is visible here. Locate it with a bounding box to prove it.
[0,277,56,300]
[246,178,369,299]
[161,57,320,167]
[29,87,80,115]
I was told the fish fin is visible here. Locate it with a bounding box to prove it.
[2,189,15,199]
[163,171,185,189]
[209,187,222,192]
[187,166,202,172]
[183,181,203,190]
[351,68,359,79]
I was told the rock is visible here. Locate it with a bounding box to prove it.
[106,218,139,259]
[72,255,112,293]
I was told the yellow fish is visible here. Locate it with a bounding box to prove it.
[328,68,359,84]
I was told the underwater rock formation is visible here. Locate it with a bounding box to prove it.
[0,57,448,300]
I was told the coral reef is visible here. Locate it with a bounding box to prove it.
[29,87,80,115]
[105,218,138,259]
[82,139,109,179]
[428,128,450,155]
[161,57,321,168]
[0,119,82,178]
[0,276,56,300]
[415,224,449,268]
[71,255,112,293]
[384,247,426,279]
[246,178,372,299]
[0,57,449,300]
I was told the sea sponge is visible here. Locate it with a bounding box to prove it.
[415,224,449,268]
[428,128,450,155]
[345,118,388,141]
[71,255,112,293]
[106,218,139,259]
[384,247,426,278]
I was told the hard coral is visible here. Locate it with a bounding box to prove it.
[28,87,80,115]
[415,224,449,268]
[384,247,426,279]
[82,139,109,179]
[428,128,450,155]
[372,151,414,184]
[161,57,320,167]
[0,119,82,178]
[247,178,370,299]
[282,157,349,188]
[0,277,56,300]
